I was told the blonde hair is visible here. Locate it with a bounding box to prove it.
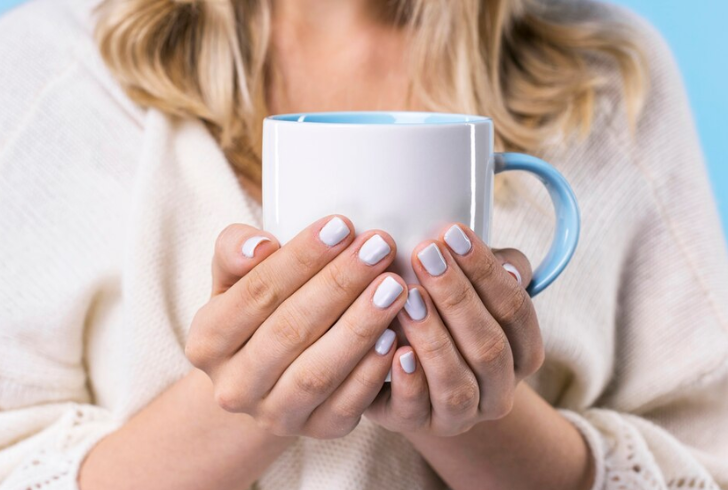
[95,0,646,185]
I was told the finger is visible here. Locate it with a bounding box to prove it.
[491,248,543,377]
[366,346,431,433]
[187,226,280,372]
[306,335,397,439]
[211,224,280,296]
[232,231,397,398]
[395,285,481,423]
[191,215,355,365]
[261,273,406,422]
[441,224,542,378]
[490,248,533,288]
[410,239,516,418]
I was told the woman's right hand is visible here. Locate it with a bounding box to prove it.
[185,215,407,439]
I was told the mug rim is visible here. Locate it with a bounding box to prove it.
[265,110,492,126]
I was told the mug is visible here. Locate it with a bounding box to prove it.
[262,111,579,296]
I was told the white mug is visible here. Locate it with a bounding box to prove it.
[262,111,579,296]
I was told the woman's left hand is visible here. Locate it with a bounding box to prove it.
[366,223,544,436]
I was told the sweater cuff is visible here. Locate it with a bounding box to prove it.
[558,408,607,490]
[1,403,121,490]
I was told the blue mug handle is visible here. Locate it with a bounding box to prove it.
[494,153,580,297]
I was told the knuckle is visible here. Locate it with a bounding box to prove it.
[290,245,318,271]
[439,280,476,311]
[184,335,212,369]
[496,288,530,326]
[470,254,499,285]
[350,368,385,392]
[439,379,479,415]
[473,331,509,367]
[393,400,430,430]
[340,314,376,346]
[483,391,515,420]
[214,385,248,413]
[270,305,309,349]
[325,260,359,298]
[415,335,453,363]
[520,341,545,377]
[399,383,425,404]
[242,269,281,312]
[292,365,336,398]
[329,400,363,425]
[185,309,219,369]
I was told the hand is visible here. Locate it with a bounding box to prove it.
[366,223,544,437]
[185,215,408,439]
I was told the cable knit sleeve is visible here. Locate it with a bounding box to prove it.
[556,8,728,490]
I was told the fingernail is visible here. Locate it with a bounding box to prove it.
[319,216,350,246]
[503,263,522,285]
[417,243,447,276]
[399,351,416,374]
[375,329,396,355]
[444,225,472,255]
[359,234,391,265]
[385,369,392,382]
[242,236,271,258]
[404,288,427,321]
[373,276,404,309]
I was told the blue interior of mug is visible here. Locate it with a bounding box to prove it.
[268,111,491,125]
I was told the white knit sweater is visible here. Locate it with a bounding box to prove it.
[1,0,727,489]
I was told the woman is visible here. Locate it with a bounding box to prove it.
[0,0,726,488]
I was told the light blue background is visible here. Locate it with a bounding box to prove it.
[1,0,726,234]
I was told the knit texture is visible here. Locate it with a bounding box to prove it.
[1,0,727,489]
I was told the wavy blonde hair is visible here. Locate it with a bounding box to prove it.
[95,0,646,185]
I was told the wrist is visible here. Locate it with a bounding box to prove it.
[80,369,296,489]
[400,384,595,490]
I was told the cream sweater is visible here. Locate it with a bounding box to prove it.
[1,0,727,489]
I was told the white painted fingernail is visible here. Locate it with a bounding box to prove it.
[375,329,396,355]
[404,288,427,321]
[444,225,472,255]
[503,263,522,285]
[319,216,350,246]
[373,276,404,309]
[385,369,392,382]
[399,351,416,374]
[242,236,271,258]
[359,234,391,265]
[417,243,447,276]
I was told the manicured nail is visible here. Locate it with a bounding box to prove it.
[444,225,472,255]
[404,288,427,321]
[385,369,392,382]
[359,234,391,265]
[242,236,271,258]
[373,276,404,309]
[417,243,447,276]
[503,263,522,285]
[319,216,350,246]
[375,329,396,355]
[399,351,416,374]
